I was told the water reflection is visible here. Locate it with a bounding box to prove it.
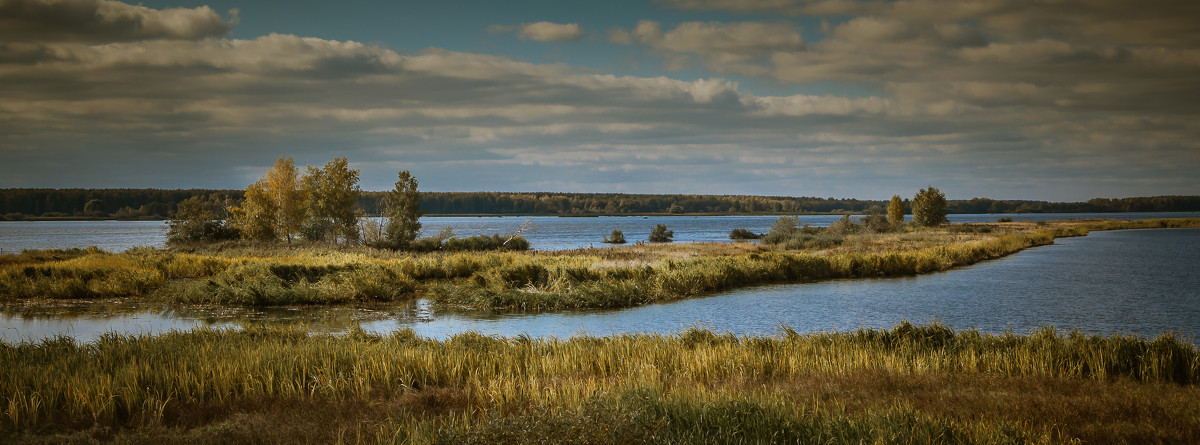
[370,229,1199,343]
[0,301,421,343]
[2,228,1198,345]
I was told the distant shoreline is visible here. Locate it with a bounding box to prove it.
[6,210,1200,222]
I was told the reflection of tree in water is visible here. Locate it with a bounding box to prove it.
[1,300,162,321]
[1,300,425,339]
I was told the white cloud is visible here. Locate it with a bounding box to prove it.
[614,20,804,75]
[748,94,891,116]
[491,21,585,42]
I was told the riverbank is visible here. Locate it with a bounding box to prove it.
[1,323,1196,443]
[2,219,1199,311]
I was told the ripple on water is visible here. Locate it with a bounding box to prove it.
[2,228,1198,344]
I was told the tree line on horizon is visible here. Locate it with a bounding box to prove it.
[1,187,1198,221]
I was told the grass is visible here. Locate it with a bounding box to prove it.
[0,323,1196,443]
[429,226,1077,310]
[1,219,1197,310]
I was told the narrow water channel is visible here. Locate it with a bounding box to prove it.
[3,228,1198,344]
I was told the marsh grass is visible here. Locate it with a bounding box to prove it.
[1,219,1197,310]
[1,323,1197,443]
[0,247,106,267]
[434,227,1071,310]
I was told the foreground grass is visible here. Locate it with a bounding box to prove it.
[1,219,1198,310]
[1,323,1197,443]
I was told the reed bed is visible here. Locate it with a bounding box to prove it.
[432,228,1072,310]
[1,219,1197,310]
[1,323,1197,443]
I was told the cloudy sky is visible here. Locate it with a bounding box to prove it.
[1,0,1198,200]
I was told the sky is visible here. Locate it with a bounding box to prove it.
[1,0,1198,201]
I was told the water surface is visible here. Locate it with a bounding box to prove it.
[3,228,1197,344]
[3,212,1197,253]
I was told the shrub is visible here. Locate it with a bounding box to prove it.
[603,229,627,244]
[166,196,239,245]
[997,217,1014,222]
[408,227,455,252]
[761,215,839,249]
[444,234,530,252]
[860,211,893,233]
[912,186,948,227]
[827,214,863,235]
[648,224,673,242]
[761,216,821,243]
[729,228,761,240]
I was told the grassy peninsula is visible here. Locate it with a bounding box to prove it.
[2,218,1198,311]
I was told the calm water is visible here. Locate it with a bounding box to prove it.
[3,212,1198,253]
[2,228,1198,344]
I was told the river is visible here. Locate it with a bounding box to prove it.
[2,227,1198,344]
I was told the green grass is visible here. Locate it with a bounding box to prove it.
[1,323,1197,443]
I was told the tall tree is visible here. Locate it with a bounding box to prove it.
[912,186,948,227]
[228,156,305,242]
[887,195,905,226]
[266,156,306,242]
[301,157,362,244]
[228,179,278,241]
[382,170,423,249]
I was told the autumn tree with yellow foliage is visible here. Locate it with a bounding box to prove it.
[229,156,364,244]
[229,156,307,242]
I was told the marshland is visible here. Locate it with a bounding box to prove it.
[3,169,1199,443]
[3,218,1196,310]
[9,0,1200,440]
[2,324,1198,443]
[3,214,1200,442]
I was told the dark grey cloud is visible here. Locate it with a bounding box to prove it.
[0,0,1196,201]
[0,0,234,43]
[661,0,1200,48]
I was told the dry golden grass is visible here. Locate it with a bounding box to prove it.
[2,324,1197,443]
[2,218,1197,310]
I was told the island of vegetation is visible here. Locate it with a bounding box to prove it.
[2,156,1199,443]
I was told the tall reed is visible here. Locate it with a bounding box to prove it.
[435,228,1073,310]
[1,323,1196,442]
[2,219,1196,309]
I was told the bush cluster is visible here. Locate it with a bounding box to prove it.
[760,216,842,249]
[648,224,674,242]
[603,229,627,244]
[728,228,762,240]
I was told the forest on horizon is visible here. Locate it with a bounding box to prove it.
[1,188,1198,220]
